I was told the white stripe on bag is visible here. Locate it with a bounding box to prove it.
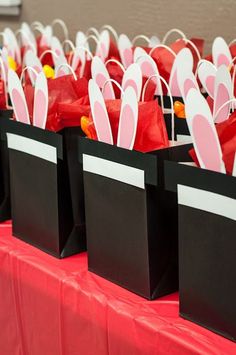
[178,184,236,221]
[83,154,145,189]
[7,133,57,164]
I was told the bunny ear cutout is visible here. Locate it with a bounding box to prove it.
[76,31,90,59]
[118,34,133,69]
[25,50,43,85]
[88,79,113,145]
[133,47,147,62]
[8,69,30,124]
[122,63,142,101]
[91,56,115,100]
[117,87,138,150]
[169,48,193,97]
[213,65,232,123]
[4,28,21,65]
[197,60,216,98]
[51,36,64,64]
[136,54,162,95]
[185,88,225,173]
[33,72,48,129]
[2,47,9,78]
[71,47,86,76]
[177,64,200,101]
[21,22,37,48]
[96,30,110,61]
[212,37,232,68]
[40,25,53,47]
[148,36,160,48]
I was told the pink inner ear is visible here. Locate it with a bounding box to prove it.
[33,66,41,73]
[55,49,61,56]
[94,101,113,144]
[214,83,230,123]
[34,89,47,128]
[217,54,230,67]
[205,76,215,97]
[118,104,135,149]
[101,43,107,59]
[123,48,133,68]
[170,69,181,96]
[12,88,29,124]
[141,62,155,78]
[184,79,196,98]
[96,73,114,100]
[123,79,138,97]
[58,68,66,77]
[192,114,222,172]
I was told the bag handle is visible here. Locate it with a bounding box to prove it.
[31,21,44,30]
[142,74,175,141]
[39,49,59,62]
[100,25,118,42]
[132,35,150,46]
[51,19,69,41]
[62,39,75,53]
[68,46,94,66]
[149,44,176,58]
[15,29,36,52]
[85,27,100,38]
[105,59,125,72]
[55,63,77,80]
[20,65,39,85]
[102,78,124,97]
[162,28,187,44]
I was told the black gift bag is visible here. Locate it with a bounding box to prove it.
[0,110,13,222]
[5,119,86,258]
[156,95,191,142]
[165,160,236,341]
[79,137,192,299]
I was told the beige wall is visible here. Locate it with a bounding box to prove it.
[0,0,235,53]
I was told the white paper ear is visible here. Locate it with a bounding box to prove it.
[117,87,138,150]
[185,88,225,173]
[118,34,133,69]
[197,60,217,98]
[4,28,21,65]
[33,72,48,129]
[88,79,113,145]
[177,56,200,101]
[212,37,232,68]
[213,65,232,123]
[40,25,53,47]
[136,54,162,95]
[8,69,30,124]
[71,47,86,77]
[24,50,43,85]
[51,36,64,63]
[121,63,142,101]
[149,36,161,48]
[91,56,115,100]
[2,47,9,78]
[21,22,37,49]
[169,48,193,97]
[76,31,90,59]
[95,30,110,61]
[133,47,147,63]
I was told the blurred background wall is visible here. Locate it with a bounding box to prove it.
[0,0,235,53]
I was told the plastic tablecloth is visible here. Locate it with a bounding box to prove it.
[1,221,236,355]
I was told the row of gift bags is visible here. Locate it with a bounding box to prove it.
[0,21,236,343]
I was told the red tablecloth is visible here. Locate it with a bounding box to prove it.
[1,222,236,355]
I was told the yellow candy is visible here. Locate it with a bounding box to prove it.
[174,101,186,119]
[81,116,92,139]
[43,65,55,79]
[8,56,17,71]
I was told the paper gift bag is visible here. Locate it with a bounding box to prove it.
[6,70,86,258]
[165,160,236,341]
[78,77,192,299]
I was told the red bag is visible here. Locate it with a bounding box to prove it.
[24,75,88,131]
[0,80,7,109]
